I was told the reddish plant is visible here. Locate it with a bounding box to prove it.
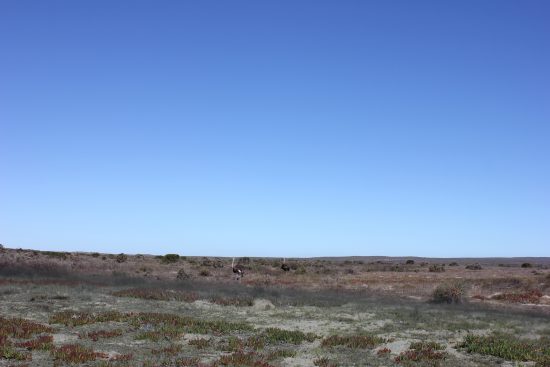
[51,344,107,363]
[15,335,53,350]
[491,290,543,304]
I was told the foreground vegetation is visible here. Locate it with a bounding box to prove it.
[0,248,549,366]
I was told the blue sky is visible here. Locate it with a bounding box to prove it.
[1,1,549,257]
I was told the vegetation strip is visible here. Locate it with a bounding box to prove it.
[459,333,550,366]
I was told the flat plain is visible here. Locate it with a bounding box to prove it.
[1,247,549,366]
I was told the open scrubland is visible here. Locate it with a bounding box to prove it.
[1,247,549,366]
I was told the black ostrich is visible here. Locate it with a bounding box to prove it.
[232,257,245,280]
[281,258,290,272]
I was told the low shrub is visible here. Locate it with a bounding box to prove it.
[491,289,542,304]
[176,268,190,279]
[0,316,53,338]
[459,333,550,366]
[161,254,180,264]
[216,351,274,367]
[41,251,69,260]
[51,344,108,363]
[264,349,296,360]
[16,335,54,350]
[0,345,31,361]
[432,281,465,304]
[409,341,445,351]
[429,264,445,273]
[151,344,182,355]
[115,253,127,263]
[465,263,482,270]
[395,341,447,365]
[263,328,317,344]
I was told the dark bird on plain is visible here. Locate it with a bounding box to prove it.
[281,258,290,272]
[232,257,245,280]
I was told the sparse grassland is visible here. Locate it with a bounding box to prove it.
[0,248,549,366]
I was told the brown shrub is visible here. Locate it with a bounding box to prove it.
[491,289,542,304]
[429,264,445,273]
[432,281,465,304]
[465,263,482,270]
[176,268,190,279]
[115,253,127,263]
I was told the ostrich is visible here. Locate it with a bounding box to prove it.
[281,258,290,272]
[231,257,245,280]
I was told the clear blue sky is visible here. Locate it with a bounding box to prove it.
[1,1,549,257]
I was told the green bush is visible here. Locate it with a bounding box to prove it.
[42,251,69,260]
[321,334,385,349]
[161,254,180,264]
[459,333,550,366]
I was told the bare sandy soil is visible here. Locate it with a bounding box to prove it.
[1,248,549,366]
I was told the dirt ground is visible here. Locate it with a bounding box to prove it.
[1,248,549,366]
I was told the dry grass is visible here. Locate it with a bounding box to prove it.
[112,287,199,302]
[491,289,543,304]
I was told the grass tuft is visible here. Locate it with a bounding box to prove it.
[321,334,386,349]
[262,328,317,344]
[49,311,126,326]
